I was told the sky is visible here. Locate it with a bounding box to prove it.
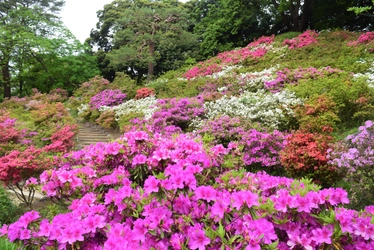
[60,0,114,43]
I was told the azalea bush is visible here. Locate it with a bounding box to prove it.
[183,35,274,79]
[135,87,155,99]
[96,110,117,129]
[0,146,52,207]
[348,31,374,46]
[150,97,205,132]
[241,129,286,171]
[99,96,158,121]
[328,120,374,208]
[264,66,344,93]
[294,94,340,133]
[287,72,374,127]
[89,89,127,110]
[0,94,77,208]
[282,30,319,49]
[196,115,255,146]
[2,130,374,249]
[202,89,302,129]
[280,131,340,187]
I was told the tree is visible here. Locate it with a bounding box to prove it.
[89,0,199,82]
[313,0,372,31]
[0,0,65,99]
[189,0,274,58]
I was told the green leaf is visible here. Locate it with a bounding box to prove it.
[216,222,225,239]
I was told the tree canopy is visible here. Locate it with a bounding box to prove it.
[0,0,99,99]
[89,0,199,82]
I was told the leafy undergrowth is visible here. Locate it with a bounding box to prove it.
[2,30,374,249]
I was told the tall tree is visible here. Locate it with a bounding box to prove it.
[0,0,64,99]
[89,0,198,82]
[263,0,315,32]
[189,0,274,58]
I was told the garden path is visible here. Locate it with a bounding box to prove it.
[74,122,122,149]
[8,122,123,207]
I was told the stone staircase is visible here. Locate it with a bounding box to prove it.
[7,123,123,206]
[75,123,122,149]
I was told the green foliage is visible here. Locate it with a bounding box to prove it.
[191,0,273,57]
[0,186,21,225]
[39,203,69,221]
[274,32,301,42]
[294,94,340,134]
[117,112,145,132]
[90,0,198,81]
[0,1,94,98]
[0,237,25,250]
[96,110,117,129]
[287,73,374,128]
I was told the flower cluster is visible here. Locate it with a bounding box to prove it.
[99,96,158,121]
[327,120,374,207]
[280,131,339,187]
[348,31,374,46]
[264,66,344,92]
[283,30,319,49]
[3,129,374,249]
[183,35,275,79]
[242,129,286,168]
[150,97,205,132]
[202,89,302,129]
[135,87,155,99]
[89,89,127,109]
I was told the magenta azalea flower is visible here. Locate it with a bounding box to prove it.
[187,224,210,250]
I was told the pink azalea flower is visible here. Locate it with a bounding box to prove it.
[144,176,160,194]
[132,154,147,166]
[312,226,332,244]
[187,224,210,250]
[37,219,51,237]
[60,224,85,244]
[194,186,217,202]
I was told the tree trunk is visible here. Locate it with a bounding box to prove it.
[19,80,23,97]
[2,63,11,99]
[300,0,314,31]
[147,41,155,82]
[291,0,301,31]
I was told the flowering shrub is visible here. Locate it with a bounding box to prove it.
[99,96,158,122]
[294,94,340,133]
[0,111,39,156]
[31,102,72,128]
[0,146,52,207]
[196,115,253,146]
[282,30,319,49]
[280,131,340,187]
[264,66,344,92]
[96,110,117,129]
[202,89,302,129]
[183,35,274,79]
[89,89,127,110]
[43,125,77,154]
[48,88,69,102]
[328,120,374,208]
[0,111,21,145]
[348,31,374,46]
[74,76,110,103]
[135,87,155,99]
[3,130,374,249]
[150,97,205,132]
[241,129,286,170]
